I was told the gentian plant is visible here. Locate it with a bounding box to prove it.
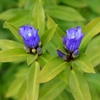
[57,26,84,61]
[0,0,100,100]
[19,25,42,55]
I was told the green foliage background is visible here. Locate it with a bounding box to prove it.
[0,0,100,100]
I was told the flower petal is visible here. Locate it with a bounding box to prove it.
[57,50,67,60]
[19,25,40,48]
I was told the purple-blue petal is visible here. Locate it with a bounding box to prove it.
[73,49,79,56]
[63,26,84,52]
[57,50,67,60]
[66,27,76,39]
[62,36,66,45]
[19,25,40,48]
[72,49,79,58]
[66,39,79,52]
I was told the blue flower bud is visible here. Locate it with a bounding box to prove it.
[72,49,79,58]
[57,50,67,60]
[24,46,30,53]
[37,47,42,55]
[19,25,40,48]
[62,26,84,52]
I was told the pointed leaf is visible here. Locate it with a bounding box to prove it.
[58,70,68,84]
[61,0,87,8]
[37,57,70,83]
[73,53,95,73]
[27,61,40,100]
[85,0,100,14]
[18,80,26,100]
[15,67,29,78]
[6,77,26,98]
[44,42,57,57]
[45,15,65,56]
[39,78,67,100]
[5,22,23,42]
[69,68,91,100]
[0,48,27,62]
[38,53,53,67]
[88,84,100,100]
[54,90,74,100]
[27,54,38,65]
[47,15,65,36]
[32,0,45,37]
[3,10,30,28]
[85,73,100,93]
[45,6,85,21]
[86,46,100,67]
[0,8,22,20]
[0,39,24,50]
[80,17,100,52]
[86,35,100,51]
[41,25,57,46]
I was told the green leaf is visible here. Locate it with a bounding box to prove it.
[47,15,64,45]
[44,42,57,57]
[41,25,57,46]
[0,48,27,62]
[15,67,29,78]
[3,10,30,28]
[38,53,53,67]
[85,73,100,93]
[24,0,37,9]
[69,68,91,100]
[86,46,100,67]
[45,5,85,21]
[80,17,100,52]
[27,54,38,65]
[32,0,45,37]
[86,35,100,51]
[0,8,22,20]
[47,15,66,36]
[0,39,24,50]
[18,80,26,100]
[47,15,57,28]
[39,78,67,100]
[73,53,95,73]
[37,57,70,83]
[58,70,68,84]
[57,19,84,31]
[61,0,87,8]
[88,84,100,100]
[85,0,100,14]
[54,90,74,100]
[47,15,65,47]
[27,61,40,100]
[44,15,65,56]
[4,22,23,42]
[6,77,26,98]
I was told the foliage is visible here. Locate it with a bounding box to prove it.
[0,0,100,100]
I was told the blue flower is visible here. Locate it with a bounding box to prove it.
[57,50,67,60]
[72,49,79,58]
[62,26,84,52]
[19,25,40,48]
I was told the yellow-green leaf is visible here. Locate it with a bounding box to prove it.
[80,17,100,52]
[69,68,91,100]
[32,0,45,37]
[27,61,40,100]
[0,39,24,50]
[5,22,23,42]
[37,57,70,83]
[0,48,27,62]
[27,54,38,65]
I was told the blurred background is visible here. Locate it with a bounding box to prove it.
[0,0,100,100]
